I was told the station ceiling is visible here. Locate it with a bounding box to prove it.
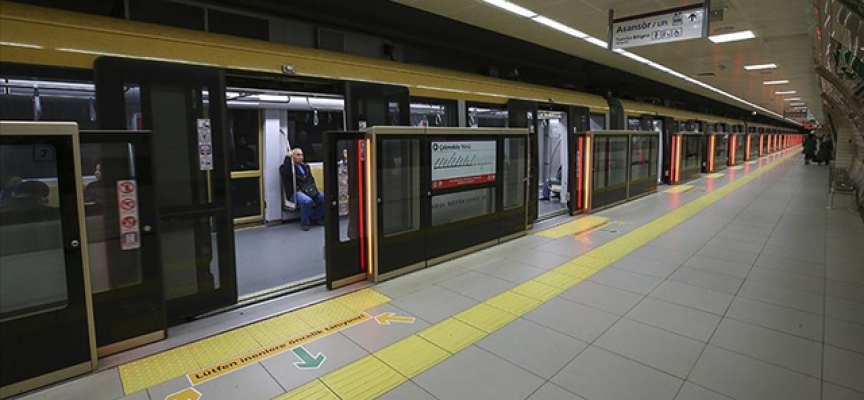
[391,0,821,125]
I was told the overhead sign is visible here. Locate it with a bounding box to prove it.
[431,141,497,189]
[610,3,707,50]
[116,180,140,251]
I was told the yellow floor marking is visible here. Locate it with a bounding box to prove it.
[454,303,518,333]
[511,280,564,302]
[333,288,391,311]
[293,300,358,327]
[187,313,371,385]
[272,379,339,400]
[118,289,390,395]
[536,215,609,238]
[555,262,597,279]
[705,172,725,178]
[319,355,405,400]
[119,346,200,395]
[245,313,313,346]
[418,318,486,353]
[729,165,744,170]
[186,329,262,368]
[533,270,586,289]
[664,185,694,194]
[374,335,449,378]
[484,291,542,315]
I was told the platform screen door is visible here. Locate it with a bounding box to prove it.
[94,57,236,322]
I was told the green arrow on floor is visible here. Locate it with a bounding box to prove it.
[292,346,326,370]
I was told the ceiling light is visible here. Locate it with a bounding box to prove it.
[583,36,608,48]
[763,80,790,85]
[257,94,289,102]
[783,97,802,101]
[532,16,587,38]
[775,90,797,95]
[481,0,537,18]
[708,30,756,43]
[789,102,806,106]
[744,63,777,70]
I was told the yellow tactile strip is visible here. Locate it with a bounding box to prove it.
[118,288,390,395]
[537,215,609,238]
[273,152,793,400]
[663,184,694,194]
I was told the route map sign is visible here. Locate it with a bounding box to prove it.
[610,3,708,50]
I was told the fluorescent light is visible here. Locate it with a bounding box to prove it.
[708,30,756,43]
[0,41,44,49]
[783,97,802,101]
[583,36,608,48]
[775,90,797,95]
[257,94,289,102]
[763,80,790,85]
[481,0,536,18]
[744,63,777,70]
[532,16,587,38]
[789,102,806,106]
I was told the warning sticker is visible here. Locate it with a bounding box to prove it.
[197,119,213,171]
[116,180,141,250]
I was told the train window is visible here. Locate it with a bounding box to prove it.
[380,138,420,237]
[0,78,98,129]
[627,117,642,131]
[228,109,260,171]
[468,105,508,128]
[0,143,68,320]
[589,114,606,131]
[285,110,344,163]
[410,98,456,127]
[502,137,526,210]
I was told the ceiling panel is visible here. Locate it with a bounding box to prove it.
[390,0,822,123]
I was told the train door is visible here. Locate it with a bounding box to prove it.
[567,106,590,214]
[94,57,237,322]
[79,131,164,356]
[345,82,410,130]
[0,122,96,397]
[507,100,538,226]
[536,107,569,219]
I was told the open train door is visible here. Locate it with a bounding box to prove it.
[325,81,409,289]
[94,57,237,322]
[323,131,369,289]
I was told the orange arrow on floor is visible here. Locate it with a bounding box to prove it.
[374,312,415,325]
[164,387,201,400]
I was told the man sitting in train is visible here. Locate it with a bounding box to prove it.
[280,148,325,231]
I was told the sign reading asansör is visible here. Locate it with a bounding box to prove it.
[610,3,707,50]
[431,141,497,189]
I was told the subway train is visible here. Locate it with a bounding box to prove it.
[0,2,803,396]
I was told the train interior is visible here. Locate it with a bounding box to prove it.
[224,89,346,300]
[536,110,569,218]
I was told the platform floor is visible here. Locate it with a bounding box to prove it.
[17,150,864,400]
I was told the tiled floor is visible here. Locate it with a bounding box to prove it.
[15,153,864,400]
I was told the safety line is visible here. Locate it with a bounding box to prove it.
[274,151,795,400]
